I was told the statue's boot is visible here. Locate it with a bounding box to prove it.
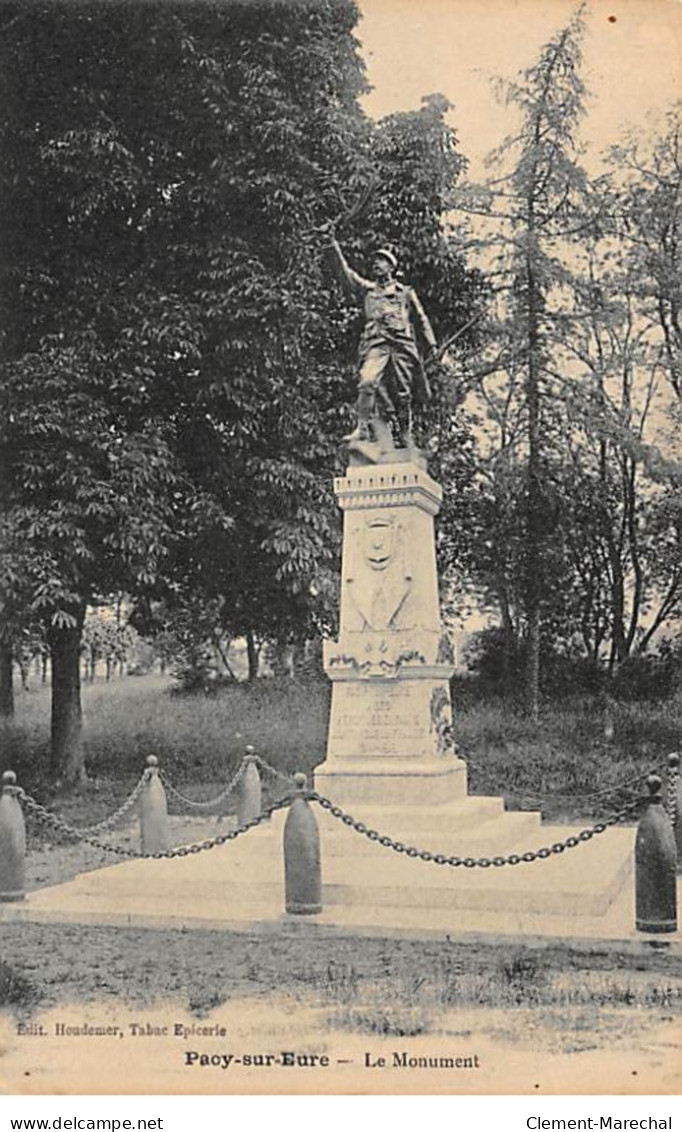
[395,394,414,448]
[343,386,375,443]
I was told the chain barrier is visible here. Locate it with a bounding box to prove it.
[13,748,665,876]
[21,772,150,840]
[500,772,648,804]
[309,790,642,870]
[667,754,679,827]
[156,753,294,813]
[159,759,248,812]
[19,789,147,857]
[18,787,294,860]
[75,771,150,834]
[252,753,296,787]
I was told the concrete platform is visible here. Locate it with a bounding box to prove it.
[2,802,678,948]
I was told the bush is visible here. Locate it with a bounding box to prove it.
[611,648,682,702]
[462,626,521,691]
[464,626,682,703]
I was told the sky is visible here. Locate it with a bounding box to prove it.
[354,0,681,177]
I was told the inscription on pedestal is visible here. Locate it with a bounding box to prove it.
[330,681,428,758]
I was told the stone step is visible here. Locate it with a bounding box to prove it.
[10,871,678,945]
[43,820,633,918]
[318,829,633,916]
[313,804,542,854]
[313,793,506,830]
[242,794,533,841]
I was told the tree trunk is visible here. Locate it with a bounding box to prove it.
[523,245,542,721]
[0,640,14,718]
[246,630,259,682]
[495,579,517,692]
[48,606,86,784]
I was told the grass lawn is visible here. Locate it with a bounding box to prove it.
[1,672,679,823]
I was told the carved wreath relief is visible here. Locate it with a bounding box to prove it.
[430,684,454,755]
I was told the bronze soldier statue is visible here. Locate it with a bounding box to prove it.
[330,236,437,449]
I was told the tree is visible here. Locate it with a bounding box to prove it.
[0,1,373,778]
[0,634,14,718]
[453,93,682,693]
[554,230,682,668]
[1,1,490,780]
[130,0,373,671]
[608,105,682,401]
[452,9,590,715]
[0,2,232,778]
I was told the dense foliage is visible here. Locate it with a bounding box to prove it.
[449,19,682,705]
[0,0,481,775]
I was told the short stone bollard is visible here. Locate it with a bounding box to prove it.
[668,753,682,873]
[139,756,170,855]
[283,773,322,915]
[0,770,26,902]
[635,774,677,934]
[237,746,262,828]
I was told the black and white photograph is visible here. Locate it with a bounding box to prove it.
[0,0,680,1099]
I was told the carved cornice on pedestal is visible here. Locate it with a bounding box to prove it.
[334,463,442,516]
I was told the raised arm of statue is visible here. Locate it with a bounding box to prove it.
[330,236,373,294]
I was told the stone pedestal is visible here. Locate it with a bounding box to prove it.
[316,460,467,808]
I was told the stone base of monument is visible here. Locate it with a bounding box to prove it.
[314,756,468,808]
[1,806,662,945]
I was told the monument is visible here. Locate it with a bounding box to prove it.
[1,236,638,943]
[315,237,468,810]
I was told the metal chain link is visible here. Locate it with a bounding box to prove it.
[19,790,147,857]
[158,754,294,812]
[18,788,293,859]
[146,795,294,859]
[160,758,248,812]
[20,773,150,841]
[309,790,642,869]
[251,753,296,786]
[668,755,680,827]
[75,772,150,834]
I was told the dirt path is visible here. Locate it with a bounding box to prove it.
[1,992,679,1095]
[1,921,681,1095]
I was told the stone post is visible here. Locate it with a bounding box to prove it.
[237,747,262,828]
[283,773,322,915]
[139,756,170,855]
[635,774,677,934]
[0,770,26,902]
